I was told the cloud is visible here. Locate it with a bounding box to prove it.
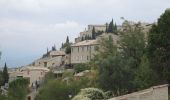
[0,0,170,67]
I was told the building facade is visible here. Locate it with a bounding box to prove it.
[71,40,98,64]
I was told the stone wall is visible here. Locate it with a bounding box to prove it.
[109,84,169,100]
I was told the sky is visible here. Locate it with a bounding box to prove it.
[0,0,169,68]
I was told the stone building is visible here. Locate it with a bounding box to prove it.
[32,50,65,68]
[71,33,119,64]
[9,66,49,87]
[75,24,106,43]
[71,40,98,64]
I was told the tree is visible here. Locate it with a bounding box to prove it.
[66,36,69,44]
[113,23,118,34]
[2,63,9,85]
[92,27,96,39]
[0,71,3,86]
[65,45,71,54]
[119,22,145,69]
[52,45,56,51]
[147,9,170,84]
[8,78,29,100]
[134,55,157,90]
[105,23,108,33]
[94,36,131,95]
[108,19,114,33]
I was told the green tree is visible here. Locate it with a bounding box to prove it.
[113,23,118,34]
[66,36,69,44]
[147,9,170,84]
[108,19,114,33]
[105,23,108,33]
[65,45,71,54]
[0,71,3,86]
[8,78,29,100]
[119,22,145,69]
[2,63,9,85]
[92,27,96,39]
[134,55,157,90]
[94,36,131,95]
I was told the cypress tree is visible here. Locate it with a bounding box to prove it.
[92,27,96,39]
[66,36,69,44]
[3,63,9,85]
[113,23,118,35]
[105,23,108,33]
[108,19,114,33]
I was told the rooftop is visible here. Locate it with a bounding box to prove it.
[71,40,98,47]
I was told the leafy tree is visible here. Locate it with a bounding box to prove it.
[134,55,157,90]
[147,9,170,84]
[8,78,29,100]
[2,63,9,85]
[119,22,145,69]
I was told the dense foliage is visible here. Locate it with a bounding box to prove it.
[8,78,29,100]
[148,9,170,85]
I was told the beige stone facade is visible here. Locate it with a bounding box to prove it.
[75,24,106,43]
[33,50,65,68]
[9,66,49,86]
[109,84,169,100]
[71,40,98,64]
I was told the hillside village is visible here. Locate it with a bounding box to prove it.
[0,11,170,100]
[7,19,152,86]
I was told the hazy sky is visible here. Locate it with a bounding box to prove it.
[0,0,169,68]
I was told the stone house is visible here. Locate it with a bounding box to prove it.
[71,40,98,64]
[33,50,65,68]
[9,66,49,87]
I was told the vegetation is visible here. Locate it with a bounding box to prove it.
[148,9,170,85]
[92,20,159,96]
[35,71,97,100]
[2,63,9,85]
[73,63,90,73]
[61,36,72,54]
[106,19,118,34]
[72,88,105,100]
[8,78,29,100]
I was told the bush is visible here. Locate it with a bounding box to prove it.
[72,88,105,100]
[74,63,90,73]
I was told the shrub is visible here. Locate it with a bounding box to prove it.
[72,88,105,100]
